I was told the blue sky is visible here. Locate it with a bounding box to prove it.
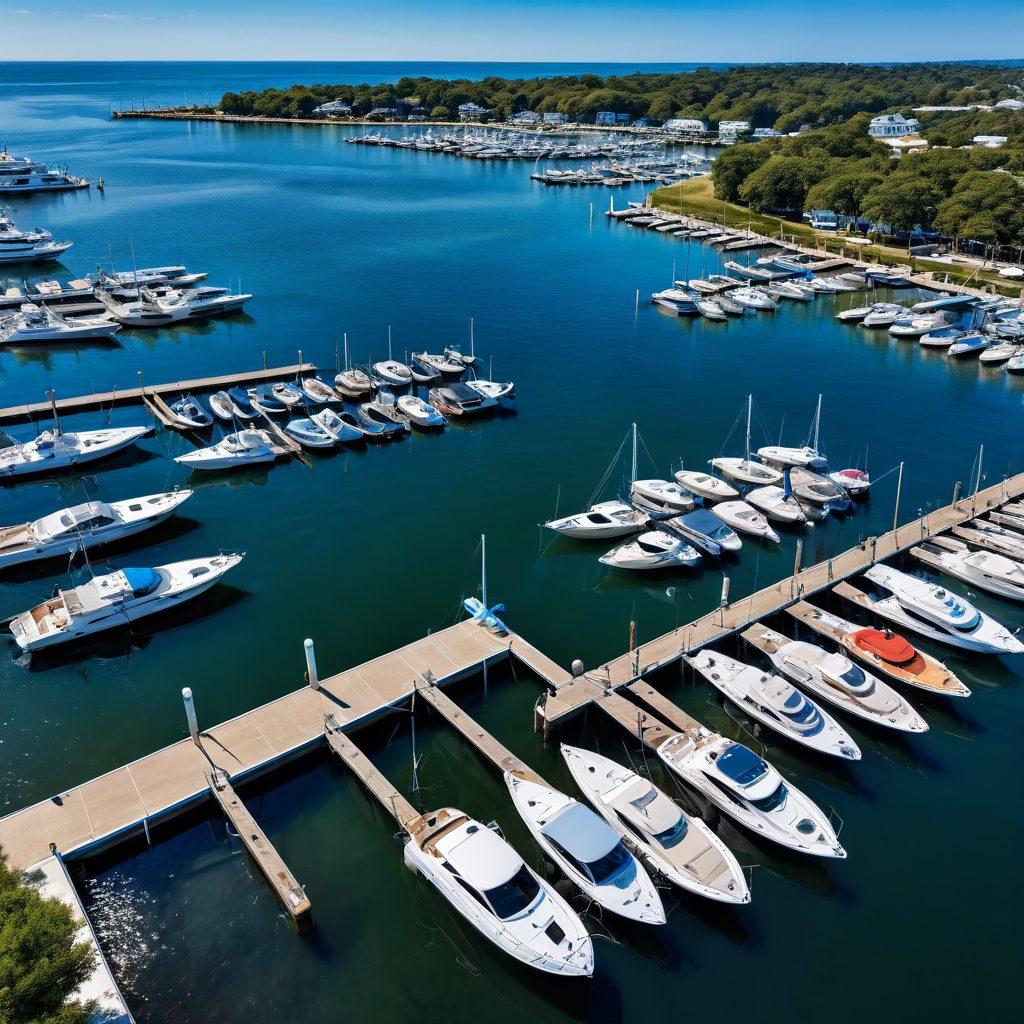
[4,2,1023,62]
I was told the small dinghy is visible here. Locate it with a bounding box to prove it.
[174,429,276,471]
[710,500,779,542]
[690,650,861,759]
[297,375,337,404]
[545,500,649,540]
[504,773,665,925]
[168,395,213,430]
[225,387,258,419]
[371,359,413,388]
[630,479,694,515]
[828,468,870,496]
[284,417,337,449]
[396,395,444,430]
[745,485,808,524]
[674,471,738,503]
[9,555,243,652]
[311,408,365,445]
[272,381,306,407]
[246,384,289,416]
[744,625,928,733]
[600,529,701,571]
[355,403,404,440]
[402,807,594,977]
[413,351,465,378]
[465,379,516,410]
[560,745,749,904]
[334,367,375,399]
[665,507,742,557]
[428,383,496,418]
[0,426,150,479]
[656,732,845,858]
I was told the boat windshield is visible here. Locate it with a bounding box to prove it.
[651,815,689,850]
[714,743,767,787]
[838,663,873,694]
[582,840,633,885]
[749,782,788,812]
[483,865,541,920]
[123,567,161,597]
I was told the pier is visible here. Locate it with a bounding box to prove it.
[0,362,315,426]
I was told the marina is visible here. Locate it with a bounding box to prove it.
[2,60,1023,1024]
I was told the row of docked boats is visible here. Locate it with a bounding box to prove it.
[0,147,90,194]
[531,154,710,188]
[0,208,73,265]
[547,401,868,572]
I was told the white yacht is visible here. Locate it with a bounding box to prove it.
[689,650,861,758]
[861,304,910,328]
[0,237,73,265]
[96,285,250,327]
[546,500,648,540]
[757,445,827,470]
[673,470,738,502]
[402,808,593,977]
[560,745,749,904]
[828,468,871,496]
[0,167,89,195]
[859,564,1024,654]
[504,774,665,925]
[465,378,516,409]
[630,479,695,515]
[656,728,845,858]
[371,359,413,388]
[709,500,780,542]
[0,491,192,569]
[712,394,783,486]
[0,303,119,345]
[744,626,928,733]
[729,287,777,311]
[600,529,701,571]
[745,485,808,524]
[9,555,243,652]
[174,430,276,471]
[0,426,149,479]
[912,538,1024,603]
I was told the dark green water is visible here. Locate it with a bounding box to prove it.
[1,64,1021,1023]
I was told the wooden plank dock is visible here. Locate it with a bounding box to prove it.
[208,768,312,930]
[0,363,316,425]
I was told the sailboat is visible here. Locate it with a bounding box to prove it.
[334,333,375,399]
[711,395,783,486]
[371,326,413,388]
[544,423,649,539]
[757,394,828,469]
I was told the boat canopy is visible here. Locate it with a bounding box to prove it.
[437,822,521,890]
[541,803,619,861]
[123,567,161,596]
[714,743,767,786]
[853,628,915,665]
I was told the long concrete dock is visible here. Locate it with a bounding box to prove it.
[536,472,1024,731]
[0,363,316,425]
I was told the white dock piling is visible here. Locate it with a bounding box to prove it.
[182,687,199,744]
[304,638,319,689]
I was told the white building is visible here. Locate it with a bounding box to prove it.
[973,135,1008,148]
[718,120,751,136]
[510,110,540,125]
[663,118,706,133]
[995,98,1024,112]
[313,100,352,116]
[752,127,782,139]
[868,113,920,138]
[543,112,570,125]
[458,102,491,121]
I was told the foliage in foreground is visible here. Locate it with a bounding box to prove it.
[0,856,95,1024]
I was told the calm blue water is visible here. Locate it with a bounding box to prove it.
[0,63,1021,1024]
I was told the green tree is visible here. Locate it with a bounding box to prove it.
[934,171,1024,244]
[860,174,944,232]
[429,105,452,121]
[711,142,775,202]
[0,857,96,1024]
[739,155,811,212]
[804,170,884,215]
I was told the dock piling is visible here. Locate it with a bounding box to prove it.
[304,638,319,689]
[182,687,199,745]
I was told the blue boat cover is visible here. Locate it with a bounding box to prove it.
[123,567,161,596]
[715,743,767,786]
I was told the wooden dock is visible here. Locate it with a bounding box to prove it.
[208,769,312,930]
[0,363,316,425]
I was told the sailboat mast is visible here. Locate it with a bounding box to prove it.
[343,332,349,371]
[480,533,487,610]
[470,316,475,358]
[812,393,822,452]
[745,394,752,464]
[388,324,392,361]
[631,422,637,484]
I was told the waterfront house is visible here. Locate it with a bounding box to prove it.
[458,102,491,121]
[973,135,1008,148]
[663,118,706,134]
[510,110,541,125]
[752,127,782,139]
[313,100,352,117]
[595,112,617,126]
[543,112,570,125]
[868,113,920,138]
[367,107,402,121]
[718,120,752,137]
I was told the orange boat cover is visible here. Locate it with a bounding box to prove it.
[852,628,916,665]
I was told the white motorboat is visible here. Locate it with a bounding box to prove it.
[651,287,700,316]
[0,490,192,569]
[656,729,845,858]
[600,529,701,570]
[673,470,738,502]
[710,500,780,542]
[371,359,413,388]
[711,394,784,486]
[546,500,649,541]
[767,280,814,303]
[560,745,749,904]
[697,298,728,321]
[947,334,990,359]
[861,304,910,328]
[0,238,73,265]
[271,382,306,407]
[504,774,665,925]
[168,395,213,430]
[174,430,276,471]
[208,390,256,421]
[729,287,777,311]
[310,408,365,445]
[979,342,1020,366]
[889,313,944,338]
[858,564,1024,654]
[96,285,250,327]
[412,351,465,378]
[745,485,808,524]
[334,333,375,398]
[757,445,827,471]
[0,426,149,479]
[464,379,516,409]
[397,395,445,430]
[297,376,338,404]
[666,508,742,556]
[836,304,873,323]
[0,304,119,345]
[744,625,928,733]
[912,538,1024,602]
[631,479,694,514]
[689,650,861,758]
[402,808,593,977]
[283,417,337,449]
[9,554,243,652]
[788,467,851,510]
[828,468,871,496]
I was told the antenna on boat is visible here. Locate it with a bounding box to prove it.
[46,387,62,436]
